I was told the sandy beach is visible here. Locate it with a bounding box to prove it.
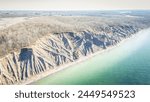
[19,28,150,85]
[0,13,150,85]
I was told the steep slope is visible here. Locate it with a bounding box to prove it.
[0,16,150,84]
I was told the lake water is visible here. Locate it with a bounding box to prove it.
[33,29,150,85]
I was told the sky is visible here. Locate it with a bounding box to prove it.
[0,0,150,10]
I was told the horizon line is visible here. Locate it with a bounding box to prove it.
[0,9,150,11]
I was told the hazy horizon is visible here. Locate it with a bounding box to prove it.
[0,0,150,10]
[0,8,150,11]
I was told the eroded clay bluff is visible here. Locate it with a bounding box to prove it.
[0,16,150,84]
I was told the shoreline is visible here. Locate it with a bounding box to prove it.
[19,28,150,85]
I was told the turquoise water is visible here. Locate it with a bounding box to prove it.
[33,29,150,85]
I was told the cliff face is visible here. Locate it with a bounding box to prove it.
[0,16,150,84]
